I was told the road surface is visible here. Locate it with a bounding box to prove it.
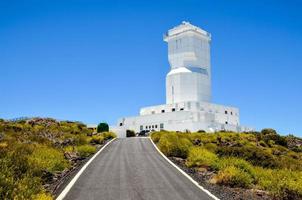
[62,138,214,200]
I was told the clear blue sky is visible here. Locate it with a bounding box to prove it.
[1,0,301,136]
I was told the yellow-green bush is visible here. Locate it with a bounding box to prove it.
[217,146,280,168]
[0,118,102,199]
[254,167,302,199]
[28,145,70,173]
[151,131,166,143]
[203,143,217,153]
[91,135,104,144]
[213,157,256,179]
[64,145,75,153]
[214,165,253,188]
[34,192,53,200]
[76,145,96,157]
[151,130,302,198]
[73,134,91,145]
[101,132,117,140]
[186,147,218,168]
[12,174,43,200]
[158,132,192,158]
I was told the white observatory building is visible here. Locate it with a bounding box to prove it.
[111,22,250,137]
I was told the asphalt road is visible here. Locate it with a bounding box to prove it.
[63,138,215,200]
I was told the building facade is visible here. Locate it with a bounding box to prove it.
[111,22,251,137]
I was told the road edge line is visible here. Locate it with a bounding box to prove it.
[149,137,220,200]
[56,138,116,200]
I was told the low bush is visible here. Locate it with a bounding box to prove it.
[64,145,75,153]
[0,118,101,199]
[73,134,90,145]
[101,132,117,140]
[151,130,302,198]
[158,133,192,158]
[214,165,253,188]
[217,146,279,168]
[213,157,256,180]
[91,135,104,144]
[76,145,96,157]
[33,192,53,200]
[151,131,165,143]
[203,143,217,153]
[28,145,70,173]
[254,167,302,199]
[186,147,218,168]
[260,128,288,147]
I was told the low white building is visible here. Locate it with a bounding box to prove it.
[111,22,251,138]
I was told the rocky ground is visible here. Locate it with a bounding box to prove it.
[169,157,273,200]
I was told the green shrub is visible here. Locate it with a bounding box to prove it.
[151,131,165,143]
[0,118,105,199]
[203,143,217,152]
[214,166,253,188]
[28,145,70,173]
[254,167,302,199]
[261,128,277,135]
[97,123,109,133]
[34,192,53,200]
[260,128,288,147]
[90,135,104,144]
[213,157,256,180]
[64,145,75,153]
[76,145,96,157]
[186,147,218,168]
[101,132,117,140]
[12,174,43,200]
[191,132,217,144]
[217,146,279,168]
[73,134,90,145]
[276,155,302,171]
[158,133,192,158]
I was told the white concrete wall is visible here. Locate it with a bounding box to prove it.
[109,126,126,138]
[166,68,211,103]
[140,101,239,126]
[164,22,211,104]
[117,101,242,135]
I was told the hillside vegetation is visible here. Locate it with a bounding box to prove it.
[151,130,302,200]
[0,118,116,200]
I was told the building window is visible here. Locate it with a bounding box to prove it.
[155,125,158,128]
[160,123,164,129]
[231,111,233,115]
[149,126,151,129]
[172,108,176,112]
[161,110,165,113]
[140,125,143,131]
[145,126,148,129]
[119,123,123,126]
[151,111,155,114]
[180,108,184,111]
[152,125,154,128]
[225,121,228,124]
[225,110,228,114]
